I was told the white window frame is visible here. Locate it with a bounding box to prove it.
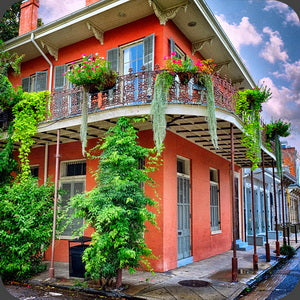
[22,71,48,92]
[210,168,221,234]
[120,38,144,75]
[59,159,86,239]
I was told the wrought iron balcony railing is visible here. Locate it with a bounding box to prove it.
[50,68,236,120]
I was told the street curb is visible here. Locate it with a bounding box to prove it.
[28,279,145,300]
[236,248,298,299]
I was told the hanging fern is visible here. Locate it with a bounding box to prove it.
[80,87,89,156]
[235,86,271,170]
[202,74,218,149]
[150,71,173,153]
[265,119,291,176]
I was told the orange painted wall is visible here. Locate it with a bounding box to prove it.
[10,15,203,88]
[158,130,235,271]
[27,129,237,270]
[42,139,97,262]
[9,13,239,271]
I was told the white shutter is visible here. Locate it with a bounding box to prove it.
[143,33,155,71]
[22,77,31,92]
[54,65,67,90]
[107,47,119,72]
[169,37,175,54]
[35,71,48,92]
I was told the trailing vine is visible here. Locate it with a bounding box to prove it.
[80,87,89,156]
[150,71,173,152]
[265,119,291,176]
[200,74,218,149]
[11,91,50,180]
[235,86,271,170]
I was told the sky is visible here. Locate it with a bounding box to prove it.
[30,0,300,153]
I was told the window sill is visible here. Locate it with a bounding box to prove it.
[211,230,222,235]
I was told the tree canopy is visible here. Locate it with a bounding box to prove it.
[0,1,22,42]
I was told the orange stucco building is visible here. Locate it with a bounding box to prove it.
[3,0,276,273]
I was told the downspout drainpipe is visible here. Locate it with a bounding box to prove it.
[49,129,60,278]
[30,33,57,278]
[30,33,53,91]
[30,32,53,185]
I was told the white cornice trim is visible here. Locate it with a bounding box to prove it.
[5,0,130,51]
[194,0,256,89]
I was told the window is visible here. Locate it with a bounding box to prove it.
[169,37,185,59]
[60,160,86,238]
[22,71,48,92]
[107,34,155,73]
[30,165,39,178]
[54,63,83,117]
[210,168,220,232]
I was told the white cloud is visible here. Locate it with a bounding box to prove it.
[39,0,85,24]
[215,15,262,52]
[260,76,300,152]
[272,59,300,95]
[264,0,300,27]
[259,27,288,63]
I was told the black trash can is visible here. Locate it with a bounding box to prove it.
[69,236,91,278]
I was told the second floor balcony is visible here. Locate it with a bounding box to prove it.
[50,68,236,120]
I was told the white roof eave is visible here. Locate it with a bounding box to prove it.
[194,0,257,89]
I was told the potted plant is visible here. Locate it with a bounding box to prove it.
[265,119,291,176]
[164,52,198,84]
[64,54,118,155]
[235,85,272,170]
[151,53,218,152]
[64,54,118,93]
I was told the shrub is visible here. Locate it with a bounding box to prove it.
[280,244,296,258]
[0,178,55,281]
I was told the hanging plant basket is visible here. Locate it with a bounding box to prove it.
[85,83,100,94]
[102,70,118,91]
[176,72,194,85]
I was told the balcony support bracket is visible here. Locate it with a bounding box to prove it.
[148,0,188,25]
[215,60,231,72]
[40,39,58,61]
[192,37,215,54]
[87,21,104,45]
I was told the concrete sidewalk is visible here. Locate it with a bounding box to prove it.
[29,236,300,299]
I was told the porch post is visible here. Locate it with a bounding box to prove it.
[280,174,287,246]
[230,123,238,282]
[272,159,280,256]
[261,151,270,262]
[49,129,60,278]
[251,169,258,271]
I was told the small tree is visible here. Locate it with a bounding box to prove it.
[71,117,158,288]
[0,178,55,281]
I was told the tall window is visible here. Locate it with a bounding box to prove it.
[210,168,220,232]
[60,160,86,238]
[107,34,155,74]
[22,71,48,92]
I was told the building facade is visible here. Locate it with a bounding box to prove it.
[2,0,276,272]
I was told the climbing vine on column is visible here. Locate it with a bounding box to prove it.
[12,91,50,180]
